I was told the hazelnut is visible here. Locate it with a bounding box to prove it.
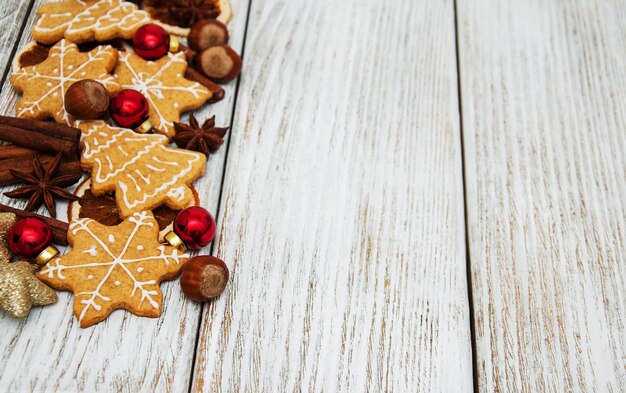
[180,256,229,301]
[188,19,230,52]
[64,79,109,120]
[196,45,242,84]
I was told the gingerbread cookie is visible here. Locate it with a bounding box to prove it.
[33,0,152,45]
[77,120,205,218]
[9,40,119,125]
[68,178,200,241]
[38,211,187,327]
[114,51,211,138]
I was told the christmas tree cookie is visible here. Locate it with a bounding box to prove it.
[33,0,152,44]
[78,120,205,218]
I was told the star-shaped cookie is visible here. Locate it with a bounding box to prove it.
[33,0,152,44]
[38,211,187,327]
[114,51,211,138]
[10,40,119,125]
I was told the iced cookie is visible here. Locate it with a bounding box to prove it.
[33,0,152,45]
[114,51,211,138]
[9,40,119,125]
[38,211,187,327]
[77,120,206,218]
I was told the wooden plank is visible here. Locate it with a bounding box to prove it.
[0,0,33,83]
[192,0,472,391]
[458,1,626,391]
[0,1,249,391]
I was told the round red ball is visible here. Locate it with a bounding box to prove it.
[109,89,149,129]
[173,207,216,250]
[133,24,170,60]
[8,217,53,260]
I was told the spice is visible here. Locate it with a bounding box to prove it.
[173,115,228,155]
[4,153,80,218]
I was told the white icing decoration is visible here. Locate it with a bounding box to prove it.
[84,246,98,256]
[167,187,186,202]
[78,122,203,213]
[115,51,208,137]
[108,234,115,243]
[38,212,185,324]
[10,41,118,124]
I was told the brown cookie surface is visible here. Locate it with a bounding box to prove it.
[9,40,119,125]
[38,211,187,328]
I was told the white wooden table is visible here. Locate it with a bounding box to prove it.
[0,0,625,392]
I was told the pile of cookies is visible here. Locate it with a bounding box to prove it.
[0,0,239,328]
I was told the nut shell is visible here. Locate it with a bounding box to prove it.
[197,45,242,84]
[64,79,109,120]
[188,19,230,51]
[180,256,229,301]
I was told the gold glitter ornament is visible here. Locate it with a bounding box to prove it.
[0,211,57,318]
[0,261,57,318]
[0,212,16,262]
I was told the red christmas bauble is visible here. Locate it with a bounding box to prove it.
[133,24,170,60]
[173,207,216,250]
[109,89,149,129]
[9,217,53,260]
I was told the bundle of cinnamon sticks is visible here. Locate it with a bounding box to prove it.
[0,115,82,186]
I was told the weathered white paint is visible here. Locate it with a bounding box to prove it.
[0,0,32,83]
[192,0,473,391]
[0,0,249,391]
[458,0,626,391]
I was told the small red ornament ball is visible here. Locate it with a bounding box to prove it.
[173,207,216,250]
[133,24,170,60]
[9,217,53,260]
[109,89,149,129]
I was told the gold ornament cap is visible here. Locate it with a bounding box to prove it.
[165,231,187,253]
[35,245,59,265]
[169,35,180,53]
[135,119,153,133]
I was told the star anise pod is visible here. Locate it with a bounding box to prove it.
[5,153,81,218]
[146,0,220,27]
[174,115,228,156]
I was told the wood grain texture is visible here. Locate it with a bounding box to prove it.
[0,0,33,83]
[458,0,626,391]
[192,0,472,391]
[0,0,248,391]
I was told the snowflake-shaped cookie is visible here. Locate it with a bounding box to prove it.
[115,51,211,138]
[38,211,187,328]
[33,0,152,44]
[9,40,119,125]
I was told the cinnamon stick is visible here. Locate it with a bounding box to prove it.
[0,146,38,160]
[185,67,225,102]
[0,155,82,186]
[0,123,78,157]
[0,203,69,245]
[0,116,80,142]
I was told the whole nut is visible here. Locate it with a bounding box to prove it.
[64,79,109,120]
[197,45,242,84]
[188,19,230,51]
[180,256,229,301]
